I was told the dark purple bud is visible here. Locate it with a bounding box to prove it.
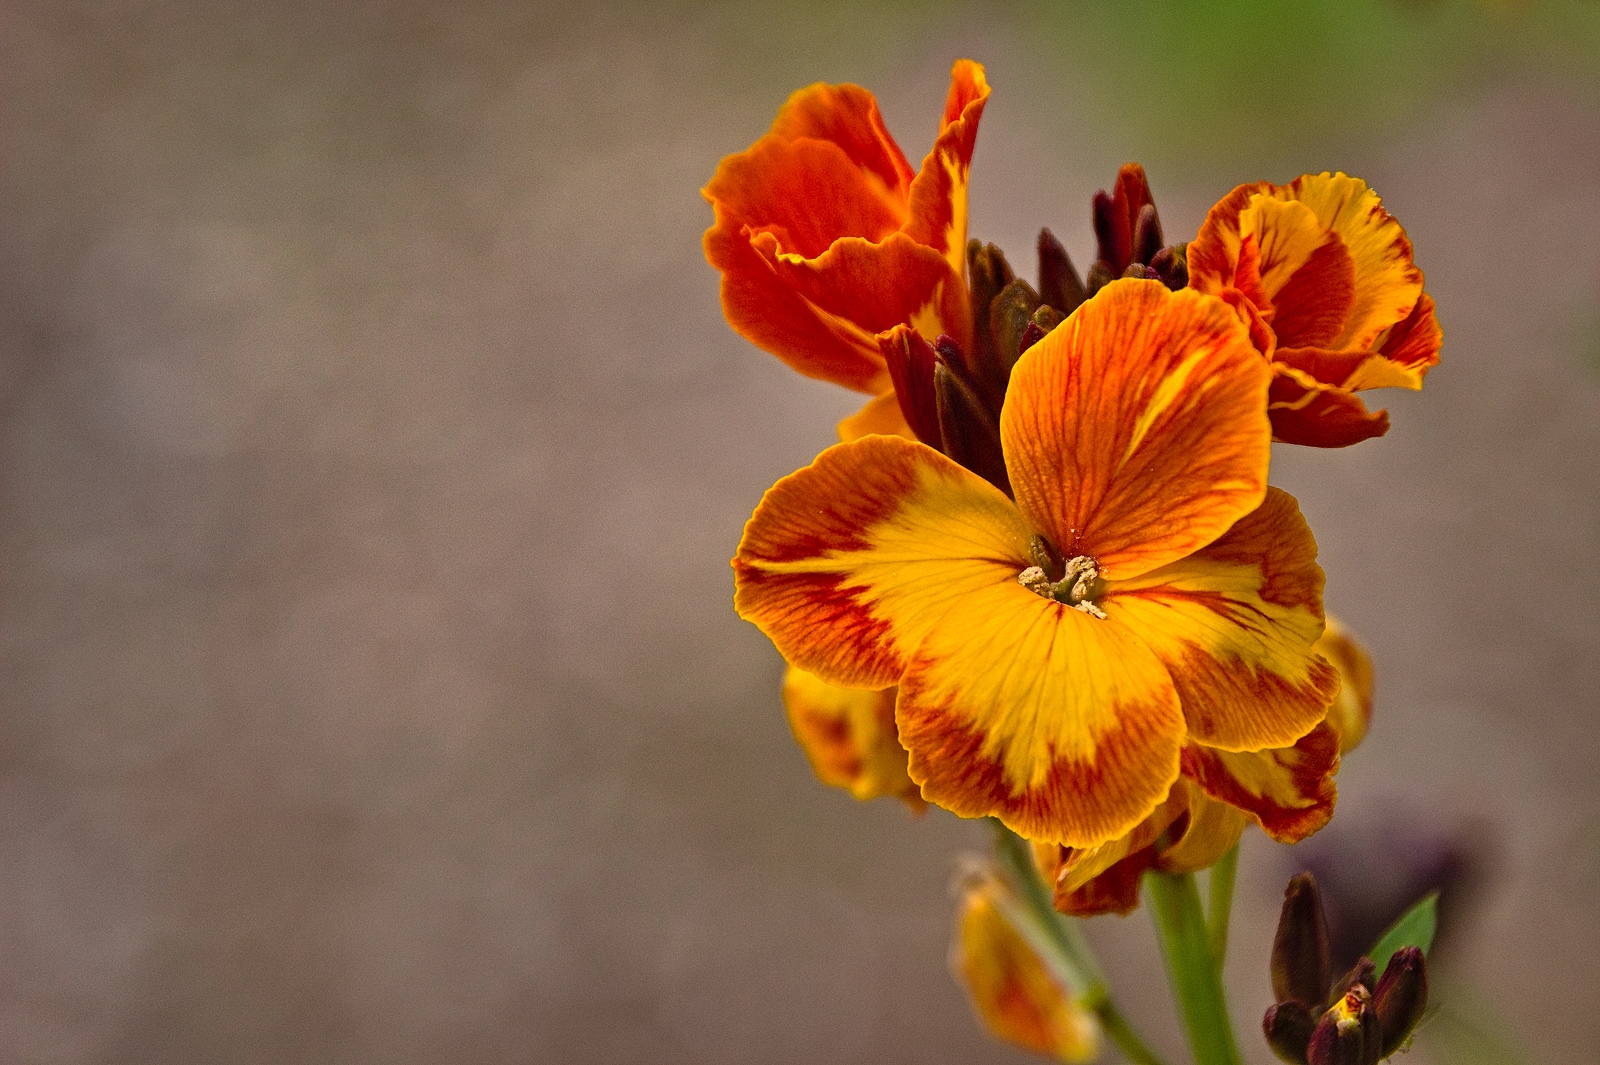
[1084,259,1117,297]
[1092,189,1127,272]
[1263,1000,1316,1064]
[933,355,1011,497]
[1132,202,1164,266]
[878,327,943,449]
[965,241,1014,398]
[1149,243,1189,290]
[1018,305,1063,358]
[1373,947,1428,1057]
[1331,957,1376,1001]
[1037,228,1087,314]
[1274,874,1333,1009]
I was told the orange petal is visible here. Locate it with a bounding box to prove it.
[1373,290,1442,383]
[902,60,990,280]
[733,435,1033,689]
[1102,487,1338,752]
[704,207,891,393]
[1316,613,1374,755]
[837,391,914,442]
[1183,722,1340,843]
[767,82,914,200]
[895,578,1185,847]
[953,875,1101,1062]
[782,666,924,809]
[769,232,973,358]
[1267,363,1390,447]
[1000,279,1271,581]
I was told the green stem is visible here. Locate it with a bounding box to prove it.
[1206,843,1239,970]
[990,822,1170,1065]
[1146,871,1244,1065]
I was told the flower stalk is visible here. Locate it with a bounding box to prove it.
[1147,870,1244,1065]
[1207,842,1240,970]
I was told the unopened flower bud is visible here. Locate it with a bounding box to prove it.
[1085,260,1117,296]
[1306,988,1377,1065]
[934,348,1011,497]
[1132,202,1164,266]
[1373,946,1428,1057]
[1037,228,1087,315]
[1263,999,1316,1064]
[966,240,1015,401]
[1018,306,1064,358]
[988,278,1043,387]
[1273,874,1333,1009]
[877,326,943,448]
[1149,243,1189,290]
[1122,263,1155,280]
[1331,957,1376,1001]
[1092,190,1125,271]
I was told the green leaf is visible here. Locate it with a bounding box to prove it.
[1370,891,1439,978]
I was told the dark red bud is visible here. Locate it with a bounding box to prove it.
[1373,947,1428,1058]
[878,327,942,449]
[1132,202,1164,266]
[1018,321,1046,357]
[1037,228,1087,314]
[965,240,1014,396]
[1273,874,1333,1009]
[1264,1000,1316,1064]
[933,353,1011,497]
[1091,190,1127,273]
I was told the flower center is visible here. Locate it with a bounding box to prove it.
[1018,554,1106,619]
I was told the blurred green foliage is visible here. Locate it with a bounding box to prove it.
[1014,0,1600,169]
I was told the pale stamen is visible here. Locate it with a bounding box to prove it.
[1017,554,1106,618]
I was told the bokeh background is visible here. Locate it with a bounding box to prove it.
[4,1,1599,1062]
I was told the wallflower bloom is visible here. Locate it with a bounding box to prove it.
[953,870,1101,1063]
[781,665,924,809]
[1187,173,1442,447]
[733,280,1338,848]
[702,60,988,401]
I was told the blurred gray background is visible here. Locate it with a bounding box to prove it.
[3,1,1598,1062]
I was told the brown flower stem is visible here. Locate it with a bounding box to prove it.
[990,821,1170,1065]
[1207,842,1240,970]
[1147,870,1244,1065]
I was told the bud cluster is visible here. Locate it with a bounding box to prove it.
[1264,874,1428,1065]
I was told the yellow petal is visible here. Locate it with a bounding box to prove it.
[733,435,1032,689]
[837,390,915,442]
[1102,487,1338,752]
[782,666,923,809]
[953,876,1101,1063]
[895,578,1185,847]
[1316,613,1374,754]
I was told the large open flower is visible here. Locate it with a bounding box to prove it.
[733,280,1338,847]
[1187,173,1442,447]
[702,60,987,396]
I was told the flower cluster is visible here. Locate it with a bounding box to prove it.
[704,59,1438,1062]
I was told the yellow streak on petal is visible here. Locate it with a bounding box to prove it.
[1238,196,1327,299]
[1119,345,1211,472]
[941,153,969,279]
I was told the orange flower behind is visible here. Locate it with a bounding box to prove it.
[1188,173,1442,447]
[703,61,988,396]
[782,666,924,810]
[733,280,1337,848]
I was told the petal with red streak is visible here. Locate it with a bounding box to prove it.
[1102,487,1337,752]
[1183,722,1340,843]
[1000,279,1271,581]
[902,60,990,278]
[733,436,1033,689]
[895,580,1185,847]
[1268,364,1390,447]
[782,666,923,808]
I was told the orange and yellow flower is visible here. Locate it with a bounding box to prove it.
[702,61,988,397]
[1186,173,1442,448]
[953,870,1101,1062]
[733,279,1338,849]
